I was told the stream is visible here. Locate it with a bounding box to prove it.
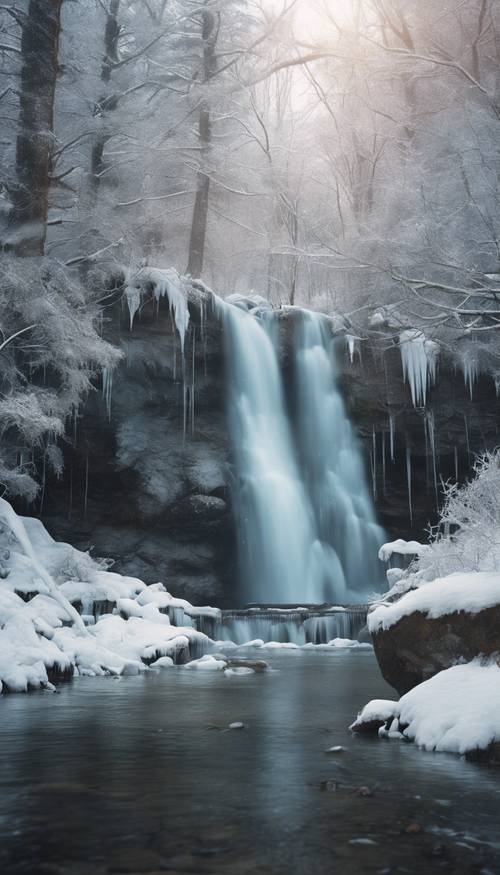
[1,649,499,874]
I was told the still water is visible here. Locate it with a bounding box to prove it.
[1,650,499,874]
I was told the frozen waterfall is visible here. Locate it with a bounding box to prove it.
[223,303,385,605]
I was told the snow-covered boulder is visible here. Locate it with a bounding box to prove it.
[368,571,500,694]
[351,660,500,763]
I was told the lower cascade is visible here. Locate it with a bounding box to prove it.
[200,607,368,647]
[224,302,385,605]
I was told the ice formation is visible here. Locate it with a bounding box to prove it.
[460,351,480,399]
[124,267,190,353]
[399,330,439,407]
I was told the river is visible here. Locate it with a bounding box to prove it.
[1,649,499,874]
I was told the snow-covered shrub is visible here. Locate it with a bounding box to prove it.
[385,453,500,594]
[0,255,122,500]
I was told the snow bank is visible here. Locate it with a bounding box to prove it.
[0,500,212,692]
[368,571,500,633]
[351,661,500,757]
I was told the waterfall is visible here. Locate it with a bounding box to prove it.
[224,303,318,604]
[194,607,368,646]
[223,302,385,605]
[295,312,385,599]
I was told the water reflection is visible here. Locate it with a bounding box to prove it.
[1,651,499,874]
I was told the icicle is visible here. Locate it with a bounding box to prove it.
[460,352,479,399]
[147,268,190,354]
[84,453,89,518]
[406,443,413,526]
[345,334,358,364]
[426,410,438,509]
[382,430,387,496]
[423,413,430,492]
[191,328,196,435]
[454,446,459,481]
[464,414,471,464]
[172,328,177,382]
[125,287,141,330]
[399,330,439,407]
[389,414,395,462]
[182,380,187,444]
[102,368,113,421]
[68,462,73,521]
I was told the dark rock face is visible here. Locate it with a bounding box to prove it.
[41,290,237,606]
[371,606,500,695]
[38,295,500,606]
[341,343,500,543]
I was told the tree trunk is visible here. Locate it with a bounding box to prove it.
[10,0,63,256]
[186,108,211,277]
[186,6,218,278]
[89,0,121,203]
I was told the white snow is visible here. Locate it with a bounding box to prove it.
[183,654,226,671]
[0,500,212,692]
[368,571,500,633]
[352,661,500,756]
[399,330,439,407]
[378,539,430,562]
[123,267,191,353]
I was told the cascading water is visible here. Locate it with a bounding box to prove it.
[224,303,319,604]
[223,301,385,605]
[295,312,385,599]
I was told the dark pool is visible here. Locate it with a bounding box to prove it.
[1,649,499,874]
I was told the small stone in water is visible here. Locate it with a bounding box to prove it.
[405,822,422,835]
[325,745,346,753]
[354,786,372,797]
[228,722,245,730]
[319,779,339,792]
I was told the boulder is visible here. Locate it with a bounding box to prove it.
[371,604,500,695]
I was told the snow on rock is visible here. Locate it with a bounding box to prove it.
[183,654,227,671]
[378,539,430,563]
[399,330,439,407]
[368,571,500,634]
[0,500,213,692]
[351,699,400,731]
[152,656,175,668]
[301,639,372,651]
[351,661,500,758]
[125,267,190,352]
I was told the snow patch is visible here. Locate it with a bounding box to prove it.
[368,571,500,633]
[353,661,500,757]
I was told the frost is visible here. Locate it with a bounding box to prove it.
[399,330,439,407]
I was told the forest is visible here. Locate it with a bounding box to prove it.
[1,2,500,874]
